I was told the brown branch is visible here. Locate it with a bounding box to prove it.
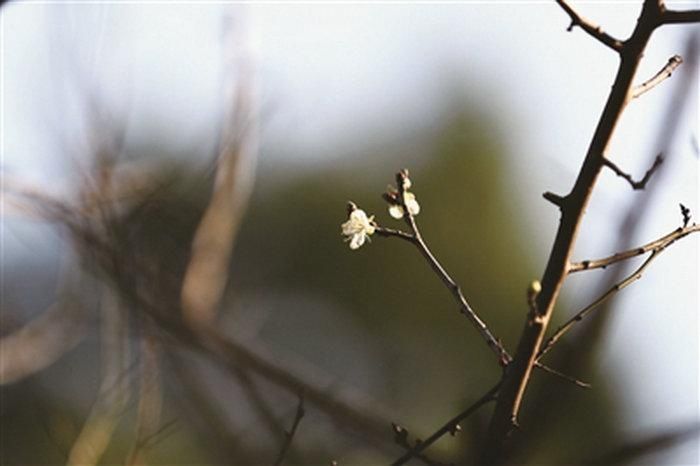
[391,424,447,466]
[603,153,663,190]
[533,362,591,389]
[569,224,700,273]
[555,0,624,52]
[632,55,683,99]
[542,191,567,209]
[180,21,258,326]
[482,1,671,461]
[376,171,511,366]
[662,9,700,24]
[391,383,501,466]
[584,423,700,464]
[67,288,132,466]
[273,395,305,466]
[538,250,660,359]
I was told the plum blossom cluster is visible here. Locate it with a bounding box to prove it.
[341,202,376,250]
[341,169,421,250]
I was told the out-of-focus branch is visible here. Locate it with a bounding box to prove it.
[0,297,88,385]
[273,395,305,466]
[584,423,700,465]
[67,288,132,466]
[569,224,700,273]
[555,0,624,52]
[180,14,258,327]
[126,336,163,466]
[632,55,683,99]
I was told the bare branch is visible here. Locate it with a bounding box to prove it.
[374,225,414,242]
[533,362,591,389]
[391,423,447,466]
[391,383,501,466]
[0,298,88,384]
[632,55,683,99]
[180,21,258,327]
[662,9,700,25]
[543,191,567,209]
[556,0,624,52]
[483,2,677,457]
[273,395,306,466]
[584,423,700,465]
[126,336,163,466]
[67,288,132,466]
[379,170,511,366]
[603,154,664,190]
[538,251,660,359]
[569,224,700,273]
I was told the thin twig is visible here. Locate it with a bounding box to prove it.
[376,171,511,366]
[632,55,683,99]
[555,0,624,52]
[391,423,449,466]
[538,251,660,359]
[391,383,501,466]
[533,362,591,389]
[273,395,306,466]
[602,154,664,190]
[569,224,700,273]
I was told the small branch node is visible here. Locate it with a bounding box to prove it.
[543,191,567,208]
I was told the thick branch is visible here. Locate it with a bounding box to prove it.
[662,9,700,24]
[632,55,683,99]
[391,383,501,466]
[556,0,624,52]
[482,1,667,461]
[569,224,700,273]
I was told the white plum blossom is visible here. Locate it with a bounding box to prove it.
[341,204,376,250]
[388,192,420,219]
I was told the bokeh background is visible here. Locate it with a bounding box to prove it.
[1,2,698,465]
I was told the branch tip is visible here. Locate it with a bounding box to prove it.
[543,191,567,208]
[632,55,684,99]
[680,203,691,227]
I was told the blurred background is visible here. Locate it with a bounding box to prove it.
[1,2,698,465]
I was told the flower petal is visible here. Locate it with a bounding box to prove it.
[389,204,404,219]
[349,233,365,250]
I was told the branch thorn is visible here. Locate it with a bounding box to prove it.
[680,203,691,227]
